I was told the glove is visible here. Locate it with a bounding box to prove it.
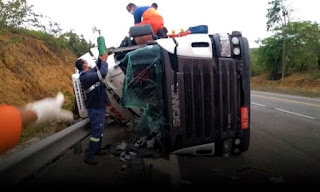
[25,92,74,124]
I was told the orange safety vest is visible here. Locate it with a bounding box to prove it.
[0,104,22,154]
[136,8,164,35]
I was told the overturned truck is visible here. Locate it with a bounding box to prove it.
[72,25,251,157]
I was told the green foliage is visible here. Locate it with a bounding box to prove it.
[10,36,21,44]
[47,20,62,37]
[17,28,92,55]
[255,36,283,79]
[19,28,67,49]
[19,123,47,144]
[266,0,281,31]
[257,17,320,78]
[284,21,320,72]
[266,0,291,31]
[266,0,292,79]
[250,49,263,76]
[0,0,41,31]
[310,71,320,79]
[0,0,91,56]
[60,30,93,57]
[61,90,75,111]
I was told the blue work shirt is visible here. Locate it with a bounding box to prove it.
[79,58,109,108]
[133,6,150,24]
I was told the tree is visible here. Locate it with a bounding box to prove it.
[266,0,292,79]
[60,30,93,57]
[47,21,62,37]
[283,21,320,72]
[255,36,283,80]
[255,21,320,77]
[318,47,320,71]
[250,48,264,76]
[1,0,30,29]
[0,0,44,31]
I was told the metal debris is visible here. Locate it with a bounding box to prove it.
[116,140,128,151]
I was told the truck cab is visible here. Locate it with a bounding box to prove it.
[72,24,250,156]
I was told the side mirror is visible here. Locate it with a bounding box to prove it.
[129,24,154,37]
[129,24,158,45]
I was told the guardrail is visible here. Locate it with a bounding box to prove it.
[0,119,90,185]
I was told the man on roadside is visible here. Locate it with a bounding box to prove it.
[75,52,109,165]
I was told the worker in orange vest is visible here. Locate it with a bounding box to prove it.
[0,92,73,154]
[126,3,164,35]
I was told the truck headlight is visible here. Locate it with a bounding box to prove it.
[219,33,231,57]
[233,47,241,56]
[231,37,240,45]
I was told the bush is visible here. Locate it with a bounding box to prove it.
[18,28,92,56]
[0,0,92,56]
[60,31,93,57]
[250,48,264,76]
[19,29,67,49]
[311,71,320,79]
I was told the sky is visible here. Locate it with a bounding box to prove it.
[27,0,320,48]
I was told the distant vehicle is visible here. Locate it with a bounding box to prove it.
[72,24,251,156]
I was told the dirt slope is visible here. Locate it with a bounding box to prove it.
[0,32,77,107]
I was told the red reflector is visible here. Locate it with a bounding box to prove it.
[241,107,249,129]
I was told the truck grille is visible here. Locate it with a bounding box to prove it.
[179,58,216,145]
[169,57,240,149]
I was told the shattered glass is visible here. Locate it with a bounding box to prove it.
[121,44,166,151]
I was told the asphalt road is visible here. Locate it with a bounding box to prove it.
[15,91,320,190]
[177,91,320,188]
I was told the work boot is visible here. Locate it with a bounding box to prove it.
[96,150,108,156]
[85,140,100,164]
[84,156,98,165]
[96,138,109,156]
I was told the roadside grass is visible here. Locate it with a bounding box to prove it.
[19,124,49,144]
[311,71,320,80]
[18,29,67,50]
[251,72,320,98]
[61,90,75,111]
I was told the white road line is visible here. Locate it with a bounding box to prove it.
[251,102,266,107]
[251,94,320,108]
[275,108,316,120]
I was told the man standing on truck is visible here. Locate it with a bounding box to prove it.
[126,3,164,35]
[75,53,109,165]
